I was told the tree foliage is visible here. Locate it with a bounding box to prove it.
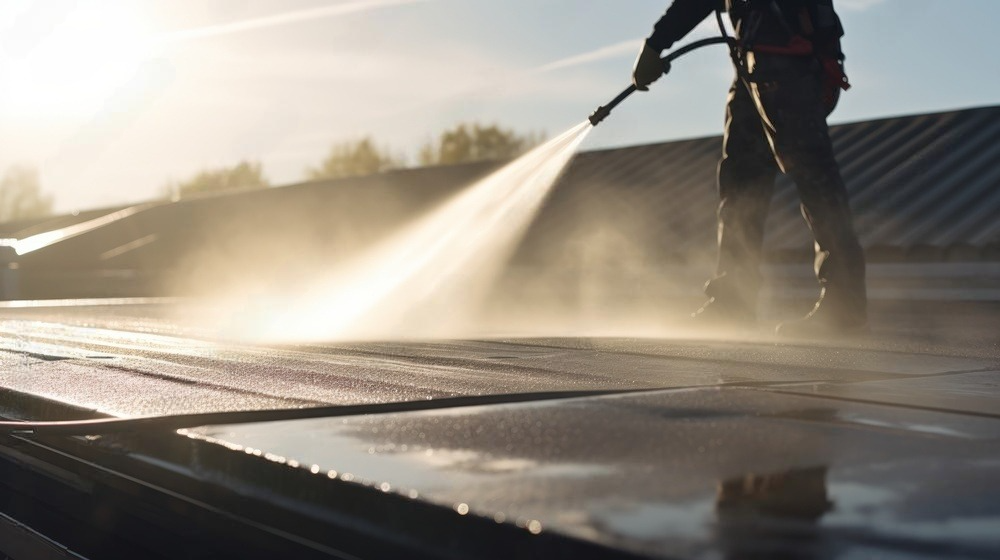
[165,161,269,199]
[418,123,544,166]
[306,138,402,181]
[300,124,545,183]
[0,165,54,222]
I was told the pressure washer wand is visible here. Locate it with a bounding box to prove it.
[588,37,731,127]
[588,85,637,127]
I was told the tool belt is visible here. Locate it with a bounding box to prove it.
[727,0,851,97]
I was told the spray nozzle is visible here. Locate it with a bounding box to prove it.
[587,37,730,127]
[588,57,671,127]
[588,85,636,127]
[588,104,612,126]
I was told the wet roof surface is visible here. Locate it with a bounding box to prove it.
[195,388,1000,559]
[0,299,998,558]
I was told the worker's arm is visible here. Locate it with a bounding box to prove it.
[647,0,720,52]
[634,0,719,91]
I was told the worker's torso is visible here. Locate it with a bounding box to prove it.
[726,0,843,49]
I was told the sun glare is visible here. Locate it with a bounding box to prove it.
[0,2,154,119]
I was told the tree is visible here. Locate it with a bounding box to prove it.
[0,165,54,222]
[418,123,544,166]
[306,138,402,181]
[165,161,269,199]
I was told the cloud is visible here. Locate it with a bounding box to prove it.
[156,0,430,43]
[531,17,725,76]
[533,39,642,74]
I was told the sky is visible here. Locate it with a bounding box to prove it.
[0,0,997,213]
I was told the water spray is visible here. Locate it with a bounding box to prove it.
[231,122,594,342]
[589,37,732,126]
[217,38,737,342]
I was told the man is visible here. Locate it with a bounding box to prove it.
[633,0,867,336]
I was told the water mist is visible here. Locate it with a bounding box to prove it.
[228,122,593,342]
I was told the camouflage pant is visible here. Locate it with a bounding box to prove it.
[707,53,866,320]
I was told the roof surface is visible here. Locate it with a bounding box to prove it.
[0,299,998,558]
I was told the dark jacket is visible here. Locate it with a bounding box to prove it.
[647,0,844,55]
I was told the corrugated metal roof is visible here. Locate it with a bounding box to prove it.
[516,105,1000,264]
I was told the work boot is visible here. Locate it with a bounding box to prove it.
[691,297,756,330]
[775,287,868,339]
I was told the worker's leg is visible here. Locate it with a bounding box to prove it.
[698,77,779,323]
[749,54,867,332]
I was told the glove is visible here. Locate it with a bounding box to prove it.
[632,40,663,91]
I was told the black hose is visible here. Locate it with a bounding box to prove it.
[588,36,735,126]
[715,9,754,86]
[663,36,731,63]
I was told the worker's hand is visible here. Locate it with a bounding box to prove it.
[632,40,663,91]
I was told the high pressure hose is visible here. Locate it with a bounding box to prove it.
[589,35,736,126]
